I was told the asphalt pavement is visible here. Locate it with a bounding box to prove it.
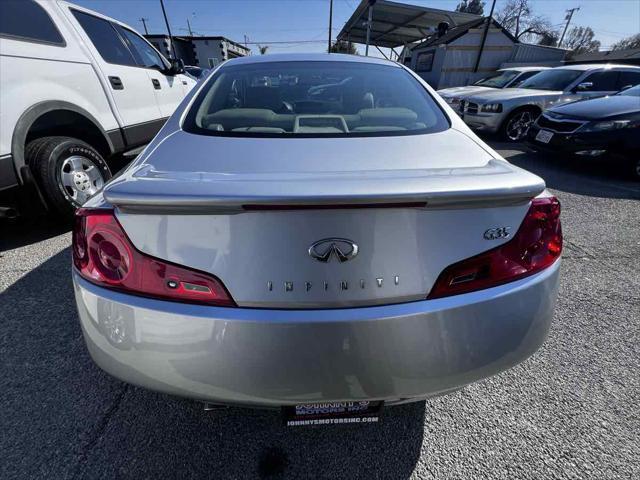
[1,143,639,479]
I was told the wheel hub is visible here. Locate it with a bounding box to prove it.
[60,155,105,206]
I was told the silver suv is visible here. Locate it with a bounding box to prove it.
[461,64,640,141]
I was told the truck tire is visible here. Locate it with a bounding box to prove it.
[501,107,539,142]
[26,136,111,216]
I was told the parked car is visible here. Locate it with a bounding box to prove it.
[461,64,640,141]
[184,65,210,81]
[72,54,562,420]
[0,0,197,218]
[527,83,640,178]
[437,66,549,112]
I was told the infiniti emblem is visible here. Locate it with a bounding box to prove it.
[308,238,359,263]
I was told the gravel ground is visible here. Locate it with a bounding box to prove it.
[1,144,639,479]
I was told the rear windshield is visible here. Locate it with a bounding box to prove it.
[519,69,582,91]
[473,70,519,88]
[183,61,450,137]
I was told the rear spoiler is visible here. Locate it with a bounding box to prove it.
[103,160,546,213]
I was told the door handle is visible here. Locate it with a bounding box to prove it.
[108,76,123,90]
[152,78,161,90]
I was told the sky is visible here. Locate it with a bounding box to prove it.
[71,0,640,55]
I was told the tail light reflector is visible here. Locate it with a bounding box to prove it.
[73,209,235,306]
[427,197,562,299]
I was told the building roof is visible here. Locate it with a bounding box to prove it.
[566,48,640,64]
[337,0,480,48]
[144,34,250,51]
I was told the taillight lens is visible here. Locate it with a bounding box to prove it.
[72,209,235,306]
[427,197,562,299]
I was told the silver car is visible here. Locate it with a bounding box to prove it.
[72,54,562,417]
[461,64,640,141]
[437,66,549,112]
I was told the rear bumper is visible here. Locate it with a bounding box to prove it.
[73,260,560,407]
[462,112,504,133]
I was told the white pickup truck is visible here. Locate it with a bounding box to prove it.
[0,0,197,217]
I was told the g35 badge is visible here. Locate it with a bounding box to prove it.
[484,226,512,240]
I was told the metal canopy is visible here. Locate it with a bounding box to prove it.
[337,0,481,49]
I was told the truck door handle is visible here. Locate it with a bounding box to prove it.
[108,76,123,90]
[152,79,161,89]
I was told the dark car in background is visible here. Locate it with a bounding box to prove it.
[527,84,640,179]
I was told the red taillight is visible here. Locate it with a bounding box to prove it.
[72,209,235,306]
[427,197,562,299]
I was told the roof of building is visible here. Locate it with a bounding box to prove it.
[337,0,480,48]
[565,48,640,64]
[144,34,250,51]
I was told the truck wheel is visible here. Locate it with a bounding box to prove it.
[502,108,539,142]
[26,136,111,216]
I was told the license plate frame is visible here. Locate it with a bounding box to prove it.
[283,401,383,427]
[535,129,554,144]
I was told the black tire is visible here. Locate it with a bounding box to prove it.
[630,154,640,181]
[501,107,540,142]
[25,136,111,217]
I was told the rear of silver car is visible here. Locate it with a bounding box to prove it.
[72,56,561,408]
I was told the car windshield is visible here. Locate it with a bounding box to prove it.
[184,61,449,137]
[518,69,583,91]
[473,70,519,88]
[618,84,640,96]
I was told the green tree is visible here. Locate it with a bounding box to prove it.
[329,40,358,55]
[455,0,484,15]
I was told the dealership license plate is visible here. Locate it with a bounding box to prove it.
[283,401,383,427]
[535,129,554,143]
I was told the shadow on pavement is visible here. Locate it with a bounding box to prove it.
[489,141,640,201]
[0,216,70,252]
[0,248,425,480]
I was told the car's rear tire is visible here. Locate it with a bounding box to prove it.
[501,107,539,142]
[26,136,111,217]
[630,153,640,181]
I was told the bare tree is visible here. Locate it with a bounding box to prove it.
[258,45,269,55]
[611,33,640,51]
[455,0,485,15]
[495,0,556,42]
[564,26,601,55]
[329,40,358,55]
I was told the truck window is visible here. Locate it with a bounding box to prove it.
[116,26,167,71]
[71,10,137,67]
[0,0,65,46]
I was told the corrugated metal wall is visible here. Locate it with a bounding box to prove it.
[502,43,568,67]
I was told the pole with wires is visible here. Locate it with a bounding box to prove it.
[159,0,177,59]
[328,0,333,53]
[559,7,580,47]
[139,18,149,35]
[473,0,496,73]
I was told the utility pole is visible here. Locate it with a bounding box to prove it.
[139,17,149,35]
[473,0,496,73]
[159,0,177,59]
[244,35,248,48]
[186,18,193,36]
[559,7,580,47]
[328,0,333,53]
